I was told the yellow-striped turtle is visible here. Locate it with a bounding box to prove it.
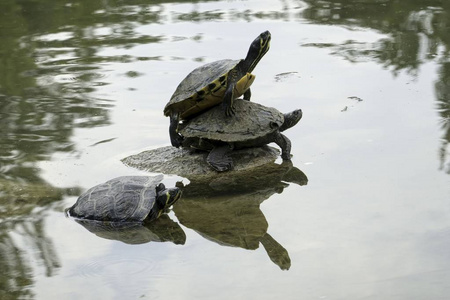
[164,30,271,147]
[66,176,182,223]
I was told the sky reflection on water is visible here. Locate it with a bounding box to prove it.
[0,0,449,299]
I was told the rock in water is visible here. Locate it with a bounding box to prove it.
[121,145,280,178]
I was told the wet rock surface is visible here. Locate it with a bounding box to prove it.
[121,145,281,178]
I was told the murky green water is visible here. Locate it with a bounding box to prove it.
[1,0,449,299]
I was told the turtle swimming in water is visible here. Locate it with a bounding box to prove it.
[179,100,302,172]
[164,30,271,148]
[66,175,182,223]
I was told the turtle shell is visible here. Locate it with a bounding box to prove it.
[68,175,163,222]
[179,100,284,143]
[164,59,248,120]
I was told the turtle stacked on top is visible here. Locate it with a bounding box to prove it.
[164,30,302,172]
[164,30,271,147]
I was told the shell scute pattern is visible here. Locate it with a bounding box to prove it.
[165,59,240,116]
[69,176,162,222]
[180,101,284,143]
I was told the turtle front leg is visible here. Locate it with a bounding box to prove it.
[207,145,233,172]
[223,68,240,116]
[274,132,292,160]
[169,113,183,148]
[223,84,235,116]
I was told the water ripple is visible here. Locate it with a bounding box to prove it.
[76,255,159,278]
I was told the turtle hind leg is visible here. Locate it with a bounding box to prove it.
[243,88,251,101]
[274,132,292,160]
[169,113,183,148]
[206,145,233,172]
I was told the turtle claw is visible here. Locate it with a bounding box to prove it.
[170,134,184,148]
[209,158,233,172]
[169,113,183,148]
[282,156,292,161]
[281,153,292,161]
[224,103,235,117]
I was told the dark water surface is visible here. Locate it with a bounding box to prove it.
[1,0,449,299]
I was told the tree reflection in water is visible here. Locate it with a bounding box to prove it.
[0,181,77,299]
[0,221,34,299]
[1,0,450,296]
[0,1,163,295]
[302,0,450,172]
[436,62,450,173]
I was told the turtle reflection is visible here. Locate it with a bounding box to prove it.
[174,161,308,270]
[182,160,307,197]
[74,214,186,245]
[122,146,307,269]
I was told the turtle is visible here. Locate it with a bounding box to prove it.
[179,100,302,172]
[164,30,271,148]
[66,175,182,223]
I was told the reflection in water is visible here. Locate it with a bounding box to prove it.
[0,221,34,299]
[0,0,307,294]
[0,0,447,200]
[107,155,307,269]
[176,195,292,270]
[436,62,450,173]
[0,0,449,297]
[302,1,450,172]
[122,142,307,269]
[0,1,175,293]
[0,219,60,299]
[0,180,79,220]
[174,161,308,270]
[0,1,114,184]
[74,214,186,245]
[68,161,307,270]
[181,160,308,197]
[0,0,449,187]
[0,180,78,299]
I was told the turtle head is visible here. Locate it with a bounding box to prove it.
[149,183,182,221]
[243,30,271,73]
[156,183,182,209]
[280,109,302,132]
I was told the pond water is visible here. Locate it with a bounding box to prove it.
[1,0,449,299]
